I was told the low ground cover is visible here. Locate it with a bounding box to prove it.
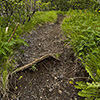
[62,9,100,99]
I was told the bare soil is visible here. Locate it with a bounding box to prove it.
[1,15,88,100]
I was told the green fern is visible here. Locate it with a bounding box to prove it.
[75,81,100,99]
[85,65,96,81]
[62,10,100,100]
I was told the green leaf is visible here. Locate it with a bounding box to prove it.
[97,69,100,78]
[95,98,100,100]
[75,81,88,89]
[74,85,83,89]
[78,91,97,97]
[9,41,16,46]
[1,49,6,56]
[85,65,96,81]
[18,76,23,80]
[3,70,8,88]
[4,47,10,52]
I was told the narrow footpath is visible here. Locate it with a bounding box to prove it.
[8,15,86,100]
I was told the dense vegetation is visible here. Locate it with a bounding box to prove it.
[62,9,100,100]
[1,0,100,99]
[0,0,57,98]
[42,0,99,11]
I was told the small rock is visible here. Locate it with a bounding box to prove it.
[40,96,42,99]
[60,74,63,78]
[54,77,57,80]
[23,54,28,57]
[75,98,77,100]
[58,90,62,95]
[39,43,41,46]
[61,80,63,82]
[26,96,29,98]
[49,88,53,92]
[64,90,70,95]
[17,98,20,100]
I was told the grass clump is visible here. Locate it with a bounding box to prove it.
[56,10,67,15]
[22,11,57,34]
[62,9,100,57]
[0,24,28,98]
[62,9,100,99]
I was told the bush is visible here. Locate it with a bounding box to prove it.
[22,11,57,34]
[42,0,69,11]
[42,0,100,11]
[68,0,99,10]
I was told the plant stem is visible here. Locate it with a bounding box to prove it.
[70,77,94,82]
[8,23,19,43]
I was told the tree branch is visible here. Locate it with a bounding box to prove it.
[8,23,19,43]
[12,53,60,74]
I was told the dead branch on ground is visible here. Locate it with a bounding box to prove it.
[12,53,60,74]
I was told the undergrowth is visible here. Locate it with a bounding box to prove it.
[62,9,100,100]
[21,11,57,34]
[0,11,57,98]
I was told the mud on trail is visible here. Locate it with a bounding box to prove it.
[1,15,87,100]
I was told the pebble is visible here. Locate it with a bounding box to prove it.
[58,90,62,95]
[64,90,70,95]
[75,98,78,100]
[40,96,42,98]
[39,43,41,46]
[54,77,57,80]
[49,88,53,92]
[60,74,63,78]
[23,54,28,57]
[26,96,29,98]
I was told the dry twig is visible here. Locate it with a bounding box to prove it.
[8,23,19,43]
[12,53,60,74]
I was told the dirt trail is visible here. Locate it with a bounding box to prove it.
[5,15,86,100]
[15,15,66,66]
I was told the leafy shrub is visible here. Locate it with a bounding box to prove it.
[62,9,100,57]
[22,11,57,33]
[75,81,100,100]
[0,0,36,26]
[62,10,100,99]
[68,0,99,10]
[0,23,28,98]
[56,10,67,15]
[42,0,99,11]
[42,0,69,11]
[0,11,57,36]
